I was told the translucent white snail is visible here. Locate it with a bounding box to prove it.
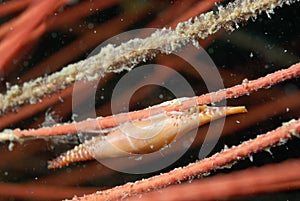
[48,105,247,169]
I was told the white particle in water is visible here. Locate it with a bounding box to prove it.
[87,23,94,29]
[58,96,64,103]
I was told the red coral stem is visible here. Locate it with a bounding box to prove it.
[12,62,300,138]
[126,159,300,201]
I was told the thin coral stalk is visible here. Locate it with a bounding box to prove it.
[0,0,32,16]
[126,159,300,201]
[0,182,98,200]
[69,118,300,201]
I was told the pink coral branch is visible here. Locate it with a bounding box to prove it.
[126,159,300,201]
[10,62,300,138]
[0,0,32,16]
[0,182,98,201]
